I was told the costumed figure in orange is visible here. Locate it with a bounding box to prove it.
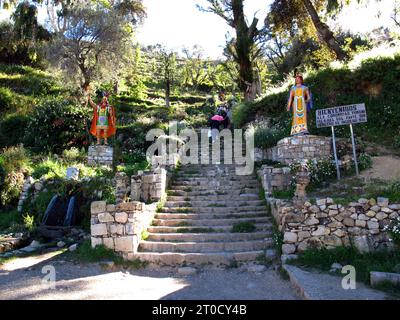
[89,91,116,145]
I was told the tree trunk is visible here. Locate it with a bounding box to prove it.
[301,0,347,61]
[165,78,170,108]
[232,0,255,100]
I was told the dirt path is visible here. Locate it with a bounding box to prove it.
[361,155,400,181]
[0,252,299,300]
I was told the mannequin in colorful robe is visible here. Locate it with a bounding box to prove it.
[89,92,116,145]
[287,74,312,136]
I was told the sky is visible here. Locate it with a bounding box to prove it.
[0,0,397,59]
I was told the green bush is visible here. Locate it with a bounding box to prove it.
[24,98,91,153]
[234,55,400,148]
[0,145,31,208]
[0,114,30,148]
[384,217,400,247]
[254,124,289,149]
[358,153,373,171]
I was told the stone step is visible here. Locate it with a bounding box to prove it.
[170,181,260,188]
[139,239,271,253]
[147,223,273,233]
[174,176,258,181]
[146,231,272,242]
[155,211,268,220]
[152,216,270,227]
[164,199,265,208]
[166,194,260,201]
[132,251,265,266]
[167,190,259,197]
[160,206,266,214]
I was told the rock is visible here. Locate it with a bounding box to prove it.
[91,237,103,248]
[247,265,267,273]
[99,260,116,270]
[281,254,298,264]
[350,213,358,219]
[312,226,329,237]
[297,241,309,252]
[377,197,389,207]
[109,224,124,235]
[309,205,320,213]
[282,244,296,255]
[265,249,277,261]
[91,201,107,214]
[390,212,399,219]
[316,199,326,206]
[369,198,377,206]
[381,207,393,214]
[389,204,400,210]
[298,231,311,242]
[68,244,78,252]
[355,220,366,228]
[333,229,346,237]
[343,218,355,227]
[353,235,371,253]
[328,204,338,210]
[367,221,379,229]
[178,267,197,276]
[321,235,342,247]
[103,238,114,249]
[66,167,80,180]
[366,210,376,217]
[57,241,66,248]
[370,271,400,287]
[115,212,128,224]
[284,232,298,243]
[370,205,381,212]
[330,263,343,272]
[305,217,319,225]
[376,212,388,221]
[91,224,108,237]
[97,212,115,223]
[326,197,334,204]
[328,210,339,216]
[29,240,41,248]
[358,198,369,204]
[114,236,136,252]
[358,214,369,221]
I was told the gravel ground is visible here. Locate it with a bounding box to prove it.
[0,251,299,300]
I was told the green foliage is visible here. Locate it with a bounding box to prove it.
[31,157,67,180]
[24,98,90,153]
[271,188,295,199]
[234,55,400,149]
[0,210,21,231]
[306,159,337,188]
[289,246,400,284]
[231,222,256,233]
[141,230,149,240]
[0,114,30,148]
[358,153,373,171]
[0,145,31,208]
[384,217,400,246]
[22,213,35,232]
[253,123,289,149]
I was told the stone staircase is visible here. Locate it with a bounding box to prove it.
[135,140,275,267]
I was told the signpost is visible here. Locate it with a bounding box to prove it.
[316,103,367,180]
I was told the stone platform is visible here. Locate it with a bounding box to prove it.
[266,135,332,165]
[88,145,113,166]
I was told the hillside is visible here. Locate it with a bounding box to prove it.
[234,54,400,151]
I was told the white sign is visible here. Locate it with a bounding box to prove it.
[316,103,367,128]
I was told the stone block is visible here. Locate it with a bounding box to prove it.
[282,243,296,255]
[370,272,400,287]
[114,236,136,252]
[91,201,107,214]
[91,237,103,248]
[91,224,108,236]
[98,212,115,223]
[109,224,124,235]
[284,232,298,243]
[115,212,128,224]
[103,237,114,250]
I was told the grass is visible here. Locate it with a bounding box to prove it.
[288,246,400,285]
[0,210,22,231]
[271,188,295,200]
[231,222,256,233]
[67,240,148,269]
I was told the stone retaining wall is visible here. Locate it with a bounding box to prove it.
[130,167,168,203]
[257,165,292,195]
[256,135,332,165]
[90,201,156,258]
[88,145,113,166]
[268,197,398,257]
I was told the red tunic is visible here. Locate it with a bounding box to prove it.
[90,103,116,138]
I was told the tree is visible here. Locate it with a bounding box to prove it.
[0,1,50,65]
[393,0,400,28]
[45,1,145,94]
[158,47,177,108]
[182,45,208,89]
[267,0,352,61]
[198,0,264,100]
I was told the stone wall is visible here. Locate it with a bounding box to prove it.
[268,196,398,258]
[90,201,156,258]
[257,165,292,195]
[88,145,113,166]
[130,167,168,203]
[256,135,332,165]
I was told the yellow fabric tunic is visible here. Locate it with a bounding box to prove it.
[290,85,309,136]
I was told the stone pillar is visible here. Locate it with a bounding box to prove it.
[130,174,143,202]
[114,172,129,204]
[293,167,310,208]
[88,145,113,166]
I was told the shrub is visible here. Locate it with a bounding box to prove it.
[0,145,31,208]
[0,114,30,148]
[358,153,373,171]
[384,217,400,247]
[24,98,91,153]
[254,124,289,149]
